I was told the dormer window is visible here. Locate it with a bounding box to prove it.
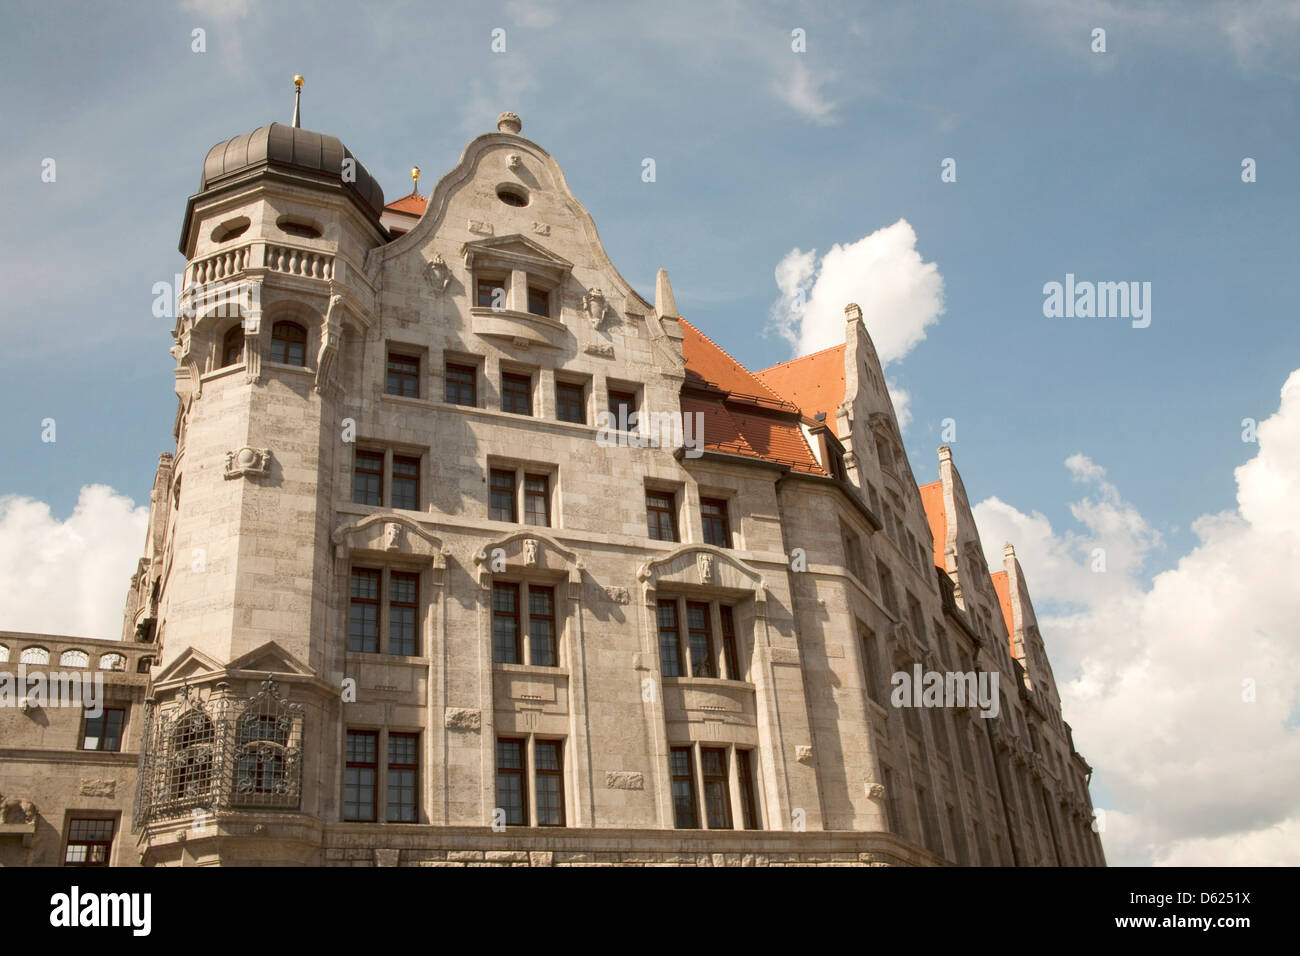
[527,287,551,317]
[221,326,245,368]
[477,278,506,310]
[462,235,574,350]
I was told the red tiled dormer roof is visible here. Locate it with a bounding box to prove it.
[679,319,824,474]
[753,344,847,427]
[918,480,947,570]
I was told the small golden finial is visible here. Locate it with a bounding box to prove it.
[291,75,304,128]
[411,166,421,193]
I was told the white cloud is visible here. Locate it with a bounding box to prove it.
[0,485,146,639]
[774,59,836,125]
[768,219,945,431]
[972,370,1300,866]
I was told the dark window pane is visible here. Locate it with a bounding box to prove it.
[489,469,516,522]
[687,602,715,678]
[386,353,420,398]
[701,498,730,548]
[270,321,307,366]
[535,740,564,826]
[344,731,378,822]
[529,586,556,666]
[527,287,550,317]
[389,572,419,655]
[492,583,520,664]
[701,747,732,829]
[64,818,114,867]
[556,382,585,423]
[523,473,549,527]
[221,326,244,368]
[445,363,477,406]
[82,708,125,752]
[387,733,419,822]
[657,600,682,677]
[737,749,759,830]
[353,451,383,506]
[392,455,419,511]
[720,606,740,680]
[477,279,505,310]
[502,373,532,415]
[495,738,527,826]
[608,389,637,430]
[646,490,677,542]
[670,746,698,829]
[349,569,381,653]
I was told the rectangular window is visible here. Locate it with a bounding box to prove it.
[882,767,900,834]
[386,352,420,398]
[686,602,716,678]
[877,561,898,615]
[501,373,532,416]
[344,731,378,822]
[908,593,927,644]
[719,605,740,680]
[391,455,420,511]
[477,278,504,310]
[389,572,419,656]
[947,804,969,865]
[81,707,124,752]
[841,522,863,580]
[495,738,527,826]
[608,388,637,428]
[527,286,550,317]
[555,381,585,424]
[646,490,677,542]
[657,600,683,677]
[387,733,419,823]
[445,363,477,406]
[348,569,381,653]
[701,747,732,829]
[352,450,383,506]
[523,473,549,527]
[534,740,565,826]
[859,625,884,707]
[736,749,759,830]
[701,498,731,548]
[492,583,521,664]
[669,747,698,829]
[528,586,557,667]
[489,469,517,522]
[64,818,114,867]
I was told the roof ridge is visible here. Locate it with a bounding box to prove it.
[754,341,846,376]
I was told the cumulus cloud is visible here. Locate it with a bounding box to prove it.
[0,485,147,639]
[768,219,945,431]
[973,370,1300,865]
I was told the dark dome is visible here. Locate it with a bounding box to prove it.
[199,122,385,216]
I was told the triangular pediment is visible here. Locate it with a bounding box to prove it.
[226,640,314,679]
[461,233,574,271]
[151,645,226,686]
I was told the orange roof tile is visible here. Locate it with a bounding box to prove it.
[385,192,427,216]
[990,570,1015,655]
[754,344,847,426]
[680,319,824,474]
[918,480,947,570]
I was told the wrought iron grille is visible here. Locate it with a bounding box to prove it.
[135,677,304,829]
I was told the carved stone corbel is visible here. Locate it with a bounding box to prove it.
[316,293,343,393]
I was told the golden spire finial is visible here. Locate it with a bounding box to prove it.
[411,166,421,194]
[291,75,304,128]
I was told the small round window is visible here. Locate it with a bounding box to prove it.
[212,216,250,243]
[496,184,529,207]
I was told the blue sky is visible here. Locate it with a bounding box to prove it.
[1,0,1298,865]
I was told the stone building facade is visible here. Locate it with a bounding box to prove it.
[0,110,1104,867]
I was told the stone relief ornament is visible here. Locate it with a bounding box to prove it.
[426,254,450,291]
[0,794,37,824]
[223,447,272,480]
[867,783,886,799]
[384,522,404,552]
[795,745,813,763]
[697,552,715,584]
[581,287,610,330]
[523,538,539,567]
[507,153,522,170]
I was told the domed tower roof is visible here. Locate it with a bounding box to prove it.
[180,122,386,253]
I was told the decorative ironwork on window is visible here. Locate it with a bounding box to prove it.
[135,677,304,829]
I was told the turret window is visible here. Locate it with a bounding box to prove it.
[270,321,307,366]
[221,326,245,368]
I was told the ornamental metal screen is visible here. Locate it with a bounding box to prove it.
[135,677,304,829]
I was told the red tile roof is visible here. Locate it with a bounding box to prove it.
[385,192,427,216]
[918,480,947,570]
[754,344,847,427]
[679,319,824,474]
[990,570,1016,656]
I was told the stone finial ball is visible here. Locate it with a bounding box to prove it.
[497,111,522,134]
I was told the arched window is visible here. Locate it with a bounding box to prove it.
[20,646,49,665]
[270,321,307,366]
[98,653,126,671]
[0,644,9,663]
[59,649,90,668]
[221,325,244,367]
[168,711,214,803]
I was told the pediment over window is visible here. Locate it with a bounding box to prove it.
[636,544,767,609]
[151,646,227,689]
[331,513,449,584]
[472,530,583,593]
[225,641,315,680]
[461,234,574,281]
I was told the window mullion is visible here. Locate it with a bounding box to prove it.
[692,742,709,830]
[525,734,537,828]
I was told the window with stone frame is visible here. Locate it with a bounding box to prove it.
[700,497,731,548]
[64,818,115,867]
[491,581,560,667]
[349,567,422,656]
[669,746,698,829]
[344,730,378,822]
[270,321,307,366]
[645,489,678,542]
[221,325,245,368]
[494,736,569,828]
[489,461,556,527]
[501,371,533,416]
[81,707,125,752]
[656,597,745,681]
[445,361,478,406]
[386,351,420,398]
[555,379,586,424]
[386,732,420,823]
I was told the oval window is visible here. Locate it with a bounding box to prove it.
[212,217,251,242]
[496,184,529,207]
[276,215,322,239]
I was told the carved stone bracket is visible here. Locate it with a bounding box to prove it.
[795,745,813,763]
[315,293,343,393]
[224,447,272,480]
